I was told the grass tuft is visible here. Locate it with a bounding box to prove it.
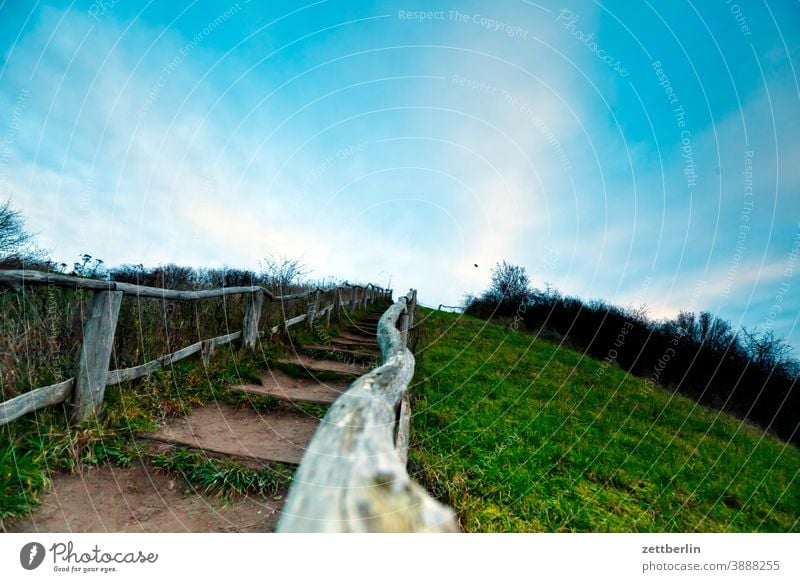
[149,449,293,499]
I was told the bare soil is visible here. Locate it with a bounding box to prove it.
[276,353,369,377]
[8,461,284,533]
[140,403,319,465]
[229,368,350,404]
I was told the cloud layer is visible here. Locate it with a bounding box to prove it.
[1,0,798,346]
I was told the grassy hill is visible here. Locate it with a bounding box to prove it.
[408,308,800,532]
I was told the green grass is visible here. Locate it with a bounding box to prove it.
[408,308,800,532]
[149,449,292,499]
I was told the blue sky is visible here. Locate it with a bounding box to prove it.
[1,0,798,347]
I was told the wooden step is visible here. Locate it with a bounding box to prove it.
[228,369,349,405]
[275,353,370,378]
[326,339,380,354]
[301,344,378,363]
[336,330,376,343]
[139,404,319,465]
[345,328,377,338]
[347,321,378,331]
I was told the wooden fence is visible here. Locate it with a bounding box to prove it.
[0,269,389,425]
[277,289,459,532]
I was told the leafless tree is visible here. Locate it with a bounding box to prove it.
[260,253,310,292]
[0,199,47,268]
[488,260,530,303]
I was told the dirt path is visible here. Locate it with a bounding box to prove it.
[141,403,320,465]
[9,308,385,533]
[8,462,283,533]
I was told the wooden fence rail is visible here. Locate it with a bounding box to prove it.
[277,289,459,532]
[0,270,391,425]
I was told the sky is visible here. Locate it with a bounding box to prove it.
[0,0,798,347]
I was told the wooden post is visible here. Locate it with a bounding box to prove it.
[308,289,320,329]
[325,304,332,327]
[73,290,123,421]
[350,287,358,314]
[242,289,263,349]
[408,289,417,329]
[201,340,215,366]
[399,306,409,346]
[396,395,411,466]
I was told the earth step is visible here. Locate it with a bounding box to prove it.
[326,339,380,353]
[353,322,380,329]
[301,344,378,363]
[228,369,349,405]
[275,353,369,378]
[352,324,379,331]
[345,327,377,338]
[139,403,318,465]
[336,330,377,344]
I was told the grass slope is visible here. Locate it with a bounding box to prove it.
[408,309,799,532]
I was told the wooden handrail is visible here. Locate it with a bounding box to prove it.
[277,289,458,532]
[0,269,389,302]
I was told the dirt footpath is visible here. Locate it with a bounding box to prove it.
[8,461,285,533]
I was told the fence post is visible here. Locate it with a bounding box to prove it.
[351,287,358,314]
[408,289,417,329]
[308,289,320,329]
[395,395,411,466]
[201,340,215,366]
[399,303,409,346]
[242,289,264,349]
[73,290,123,421]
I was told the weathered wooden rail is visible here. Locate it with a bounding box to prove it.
[0,269,389,425]
[277,289,459,532]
